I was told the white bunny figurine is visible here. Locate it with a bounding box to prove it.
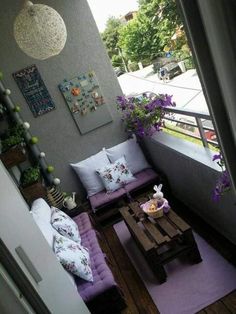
[153,184,164,199]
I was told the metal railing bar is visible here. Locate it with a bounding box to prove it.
[164,117,197,128]
[195,117,209,147]
[164,107,210,120]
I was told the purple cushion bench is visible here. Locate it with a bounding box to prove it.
[89,168,159,213]
[73,212,126,313]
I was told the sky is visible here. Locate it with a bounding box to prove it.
[87,0,139,32]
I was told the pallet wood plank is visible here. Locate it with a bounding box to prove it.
[166,209,190,232]
[142,219,167,245]
[129,201,143,217]
[222,290,236,313]
[204,300,231,314]
[155,215,179,238]
[104,227,159,314]
[120,207,155,251]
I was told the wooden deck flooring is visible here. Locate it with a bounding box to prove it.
[95,195,236,314]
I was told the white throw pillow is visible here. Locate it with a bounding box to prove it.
[51,207,81,244]
[71,150,110,196]
[54,234,93,282]
[105,137,150,174]
[31,198,51,223]
[96,156,136,193]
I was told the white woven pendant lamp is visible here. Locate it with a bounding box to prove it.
[14,1,67,60]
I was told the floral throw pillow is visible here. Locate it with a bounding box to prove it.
[51,207,81,244]
[54,234,93,282]
[96,156,136,193]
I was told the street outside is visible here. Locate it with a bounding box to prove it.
[118,65,209,114]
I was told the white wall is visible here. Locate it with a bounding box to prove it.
[0,161,89,313]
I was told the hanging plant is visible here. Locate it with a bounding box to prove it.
[212,153,231,201]
[117,92,176,137]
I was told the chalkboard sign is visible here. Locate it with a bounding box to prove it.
[13,65,55,117]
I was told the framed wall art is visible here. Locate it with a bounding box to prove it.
[13,65,55,117]
[59,71,112,134]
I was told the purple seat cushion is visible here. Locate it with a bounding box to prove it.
[125,168,159,192]
[73,212,93,235]
[75,229,117,302]
[89,168,159,211]
[89,187,127,212]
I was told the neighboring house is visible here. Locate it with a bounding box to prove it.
[120,10,138,24]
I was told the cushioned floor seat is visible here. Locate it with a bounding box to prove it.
[89,187,127,212]
[125,168,159,192]
[89,168,159,212]
[80,229,103,257]
[73,212,93,235]
[75,252,117,302]
[73,212,126,312]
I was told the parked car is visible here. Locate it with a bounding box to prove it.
[158,62,182,80]
[152,58,182,81]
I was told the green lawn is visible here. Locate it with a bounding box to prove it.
[163,125,219,152]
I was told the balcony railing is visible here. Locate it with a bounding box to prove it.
[163,107,218,148]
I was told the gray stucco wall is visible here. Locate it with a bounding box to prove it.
[143,133,236,245]
[0,0,126,196]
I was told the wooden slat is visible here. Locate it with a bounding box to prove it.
[120,207,155,251]
[104,227,159,314]
[166,209,190,232]
[129,201,142,216]
[142,219,168,245]
[204,300,231,313]
[96,229,139,314]
[155,215,179,238]
[222,290,236,313]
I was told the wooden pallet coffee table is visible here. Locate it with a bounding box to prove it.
[119,196,202,283]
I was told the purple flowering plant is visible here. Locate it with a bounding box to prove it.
[212,152,231,201]
[117,92,176,137]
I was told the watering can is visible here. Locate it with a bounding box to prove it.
[63,192,77,210]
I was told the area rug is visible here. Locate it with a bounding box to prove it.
[114,221,236,314]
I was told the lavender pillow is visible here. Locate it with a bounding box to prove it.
[105,137,150,174]
[96,156,136,193]
[70,150,110,196]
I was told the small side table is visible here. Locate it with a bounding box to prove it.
[61,204,85,218]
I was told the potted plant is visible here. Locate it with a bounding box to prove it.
[0,124,26,168]
[20,165,46,203]
[116,92,176,137]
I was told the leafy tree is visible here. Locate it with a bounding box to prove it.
[119,0,186,63]
[101,17,123,59]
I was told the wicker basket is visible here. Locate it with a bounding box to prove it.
[141,199,167,218]
[46,186,64,209]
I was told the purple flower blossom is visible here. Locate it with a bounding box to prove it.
[116,92,176,137]
[212,151,231,202]
[212,154,221,161]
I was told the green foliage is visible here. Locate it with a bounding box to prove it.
[128,61,139,72]
[1,124,25,152]
[119,0,185,64]
[111,54,123,69]
[20,166,41,187]
[101,17,123,58]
